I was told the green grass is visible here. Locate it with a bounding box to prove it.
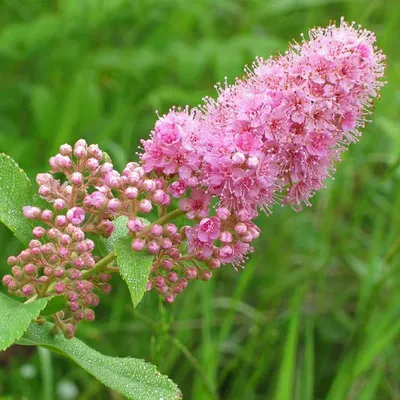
[1,0,400,399]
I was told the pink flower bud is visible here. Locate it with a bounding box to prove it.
[7,256,17,265]
[59,247,70,258]
[234,223,247,235]
[100,283,112,294]
[11,266,23,278]
[180,278,188,289]
[70,172,84,185]
[69,302,79,312]
[146,281,153,291]
[74,258,85,268]
[168,180,187,198]
[33,226,46,238]
[54,199,66,211]
[47,228,59,239]
[43,267,53,276]
[162,259,173,270]
[155,277,166,287]
[247,156,259,168]
[165,294,175,303]
[160,238,173,249]
[54,267,65,278]
[22,284,34,296]
[59,144,72,156]
[104,171,122,188]
[186,177,199,188]
[29,240,41,248]
[125,187,139,199]
[74,145,87,159]
[127,218,144,233]
[23,206,41,220]
[142,179,156,192]
[41,209,54,221]
[56,155,72,169]
[84,309,95,321]
[86,157,99,170]
[164,223,178,236]
[131,238,145,252]
[139,199,153,213]
[208,259,221,269]
[232,152,246,164]
[238,209,253,222]
[68,292,79,302]
[74,310,84,321]
[185,268,198,279]
[66,207,85,225]
[168,272,179,283]
[88,144,103,159]
[220,231,233,243]
[99,273,111,282]
[36,173,52,185]
[147,241,160,254]
[20,249,32,260]
[67,269,81,280]
[7,278,18,290]
[216,207,230,221]
[41,244,54,254]
[60,234,72,246]
[201,271,212,281]
[54,282,65,294]
[101,162,114,174]
[2,275,13,286]
[100,220,115,237]
[150,224,163,236]
[169,248,180,259]
[108,198,120,212]
[24,264,37,275]
[152,190,168,205]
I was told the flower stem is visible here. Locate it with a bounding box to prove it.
[150,208,185,227]
[82,252,117,278]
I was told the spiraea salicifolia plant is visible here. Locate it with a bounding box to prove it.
[0,19,385,400]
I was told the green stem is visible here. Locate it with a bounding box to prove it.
[150,208,185,227]
[38,347,54,400]
[82,252,117,279]
[169,336,219,400]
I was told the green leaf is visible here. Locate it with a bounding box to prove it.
[0,293,49,351]
[0,154,34,244]
[21,322,182,400]
[98,216,129,256]
[40,296,67,317]
[115,236,153,308]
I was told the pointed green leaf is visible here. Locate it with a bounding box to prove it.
[115,237,153,308]
[22,322,182,400]
[40,296,67,316]
[0,293,49,351]
[0,154,34,244]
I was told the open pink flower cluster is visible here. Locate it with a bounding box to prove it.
[3,20,385,335]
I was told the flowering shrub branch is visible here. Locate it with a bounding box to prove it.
[0,19,386,400]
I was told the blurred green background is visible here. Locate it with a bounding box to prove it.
[0,0,399,399]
